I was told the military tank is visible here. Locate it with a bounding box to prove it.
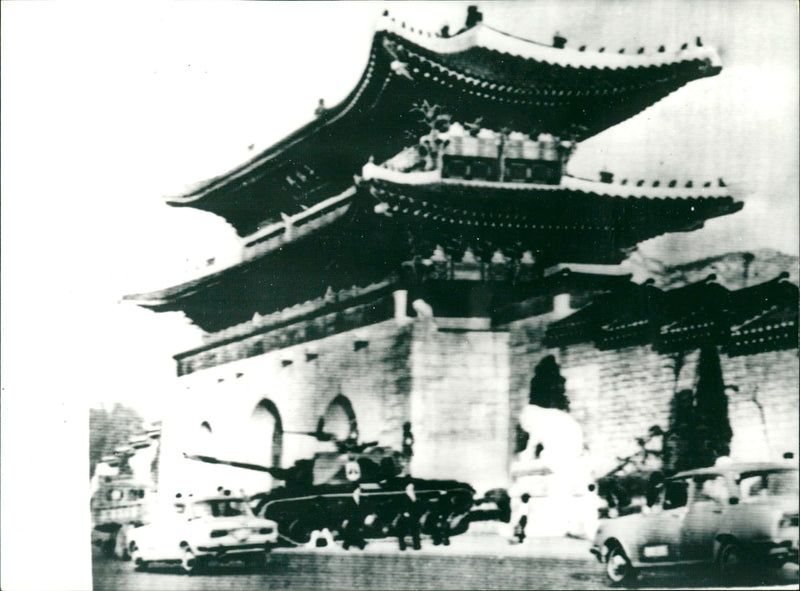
[184,431,481,546]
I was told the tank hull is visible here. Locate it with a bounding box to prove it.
[251,478,475,546]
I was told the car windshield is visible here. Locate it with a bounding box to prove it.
[192,499,251,518]
[739,469,799,500]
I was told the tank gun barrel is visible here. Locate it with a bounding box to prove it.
[284,430,337,442]
[183,452,294,479]
[284,428,380,453]
[340,440,380,453]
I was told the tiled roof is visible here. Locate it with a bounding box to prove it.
[376,15,720,71]
[727,275,798,356]
[360,171,742,264]
[544,282,663,348]
[545,274,799,356]
[163,13,722,236]
[126,165,741,330]
[654,277,730,353]
[597,283,665,349]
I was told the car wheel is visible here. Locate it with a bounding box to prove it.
[181,547,199,575]
[717,540,749,584]
[605,545,636,587]
[102,532,117,558]
[130,543,147,572]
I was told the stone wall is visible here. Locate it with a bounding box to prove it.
[409,319,511,494]
[158,318,413,500]
[722,349,799,461]
[158,301,797,501]
[160,314,515,500]
[508,314,799,477]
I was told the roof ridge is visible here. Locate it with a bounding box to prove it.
[377,15,721,71]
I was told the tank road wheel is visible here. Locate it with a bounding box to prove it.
[181,547,199,575]
[129,543,147,572]
[605,545,636,587]
[287,519,312,546]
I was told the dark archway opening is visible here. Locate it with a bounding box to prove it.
[251,399,283,468]
[320,395,358,442]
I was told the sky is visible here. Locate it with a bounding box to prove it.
[1,2,797,588]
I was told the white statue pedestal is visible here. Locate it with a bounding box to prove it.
[506,406,595,541]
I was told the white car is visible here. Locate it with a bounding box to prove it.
[591,462,798,586]
[128,495,279,574]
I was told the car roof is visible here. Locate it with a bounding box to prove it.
[672,461,797,479]
[188,496,247,503]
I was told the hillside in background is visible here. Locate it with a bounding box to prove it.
[622,249,799,290]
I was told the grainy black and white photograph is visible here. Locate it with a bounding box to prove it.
[1,1,798,590]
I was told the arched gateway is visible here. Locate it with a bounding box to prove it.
[250,399,283,469]
[321,395,357,441]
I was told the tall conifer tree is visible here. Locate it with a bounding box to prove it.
[694,345,732,466]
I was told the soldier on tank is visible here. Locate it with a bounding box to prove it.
[402,422,414,458]
[428,492,452,546]
[393,482,422,551]
[341,486,367,550]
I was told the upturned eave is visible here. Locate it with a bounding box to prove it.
[163,14,722,236]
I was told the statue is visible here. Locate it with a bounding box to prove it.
[506,359,594,541]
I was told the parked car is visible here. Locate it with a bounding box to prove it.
[91,478,153,559]
[591,461,798,586]
[128,495,279,574]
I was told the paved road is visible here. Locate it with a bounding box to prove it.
[93,534,799,590]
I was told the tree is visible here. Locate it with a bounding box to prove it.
[662,346,733,473]
[663,389,696,474]
[89,403,144,477]
[694,345,732,465]
[529,355,570,411]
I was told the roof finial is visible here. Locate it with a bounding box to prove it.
[315,98,326,117]
[465,6,483,29]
